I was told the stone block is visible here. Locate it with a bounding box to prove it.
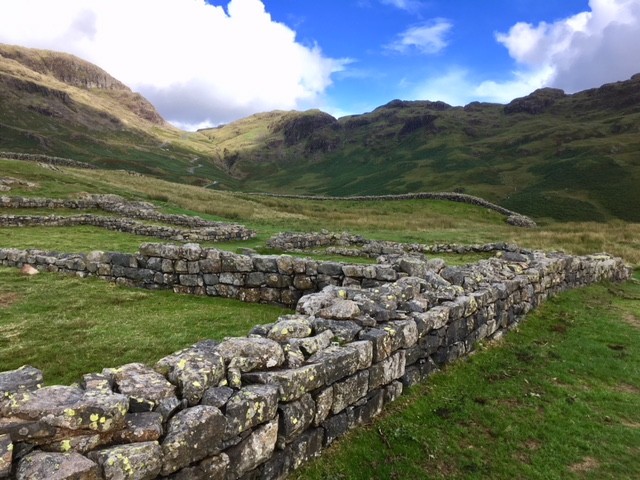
[225,418,278,480]
[104,363,176,413]
[161,405,226,475]
[368,350,406,390]
[312,318,362,343]
[277,393,316,447]
[166,453,229,480]
[89,441,162,480]
[331,371,369,414]
[16,452,100,480]
[224,385,279,439]
[110,412,164,444]
[312,386,333,427]
[0,434,12,478]
[243,363,326,402]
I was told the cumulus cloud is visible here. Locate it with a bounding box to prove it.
[386,19,452,54]
[0,0,349,129]
[494,0,640,93]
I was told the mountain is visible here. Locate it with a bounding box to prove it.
[2,44,639,222]
[0,43,237,187]
[197,75,640,222]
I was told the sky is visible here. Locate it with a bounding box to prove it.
[1,0,640,130]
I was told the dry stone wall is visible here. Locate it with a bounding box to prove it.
[0,244,630,479]
[268,231,529,258]
[251,192,537,227]
[0,152,97,169]
[0,195,255,242]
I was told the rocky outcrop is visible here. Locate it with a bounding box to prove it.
[504,88,566,115]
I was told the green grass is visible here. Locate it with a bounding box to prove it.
[294,272,640,480]
[0,267,291,385]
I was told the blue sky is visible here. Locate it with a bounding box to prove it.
[1,0,640,128]
[252,0,593,116]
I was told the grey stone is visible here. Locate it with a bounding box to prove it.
[312,386,333,427]
[289,329,334,356]
[0,434,12,478]
[277,393,316,447]
[261,428,323,480]
[2,385,128,433]
[155,349,225,406]
[161,405,226,475]
[252,256,278,273]
[104,363,176,412]
[224,385,279,439]
[317,262,343,276]
[225,417,278,480]
[201,386,234,408]
[166,453,229,480]
[243,363,325,402]
[332,371,369,414]
[306,345,360,385]
[89,441,162,480]
[16,451,100,480]
[110,412,163,444]
[311,318,362,343]
[268,315,312,342]
[217,338,285,371]
[353,389,385,426]
[0,365,43,400]
[318,299,361,320]
[369,351,406,390]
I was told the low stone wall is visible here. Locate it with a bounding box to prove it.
[268,231,529,258]
[0,152,97,169]
[250,192,537,227]
[0,215,253,243]
[0,244,413,307]
[0,195,256,242]
[0,245,630,479]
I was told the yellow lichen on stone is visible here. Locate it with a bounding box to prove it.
[60,440,72,452]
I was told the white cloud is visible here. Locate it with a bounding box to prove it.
[380,0,425,14]
[0,0,349,129]
[408,66,553,106]
[495,0,640,93]
[386,19,452,54]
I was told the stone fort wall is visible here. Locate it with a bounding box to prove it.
[0,244,630,479]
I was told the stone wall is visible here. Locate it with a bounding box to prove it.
[0,152,97,169]
[0,244,412,308]
[250,192,537,227]
[268,231,528,258]
[0,195,256,242]
[0,245,630,479]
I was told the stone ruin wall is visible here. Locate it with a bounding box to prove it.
[0,244,631,479]
[0,196,255,243]
[267,231,530,257]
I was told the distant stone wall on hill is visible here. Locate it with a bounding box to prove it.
[0,152,97,169]
[250,192,537,228]
[0,242,630,479]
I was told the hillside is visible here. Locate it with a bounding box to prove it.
[198,76,640,222]
[0,43,237,187]
[2,44,640,222]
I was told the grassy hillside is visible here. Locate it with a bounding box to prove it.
[199,80,640,222]
[2,43,640,222]
[0,43,238,187]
